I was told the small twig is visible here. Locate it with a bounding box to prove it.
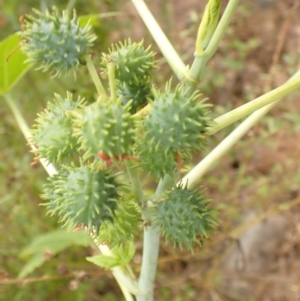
[0,271,106,285]
[263,6,292,92]
[85,56,108,101]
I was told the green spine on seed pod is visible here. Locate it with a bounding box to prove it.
[144,84,213,155]
[76,100,135,160]
[152,184,218,251]
[30,92,85,163]
[42,165,119,232]
[20,7,96,77]
[99,200,141,247]
[101,39,156,84]
[117,81,153,114]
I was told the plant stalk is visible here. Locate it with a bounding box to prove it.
[181,70,300,189]
[4,94,58,176]
[130,0,185,79]
[184,0,240,90]
[131,0,239,106]
[85,56,108,101]
[136,226,160,301]
[136,174,175,301]
[125,162,145,204]
[210,76,300,135]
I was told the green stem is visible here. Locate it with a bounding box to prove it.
[4,94,58,176]
[210,76,300,135]
[136,174,175,301]
[125,162,145,204]
[180,70,300,189]
[203,0,240,59]
[107,61,117,103]
[184,0,240,89]
[136,226,160,301]
[85,56,107,101]
[130,0,185,79]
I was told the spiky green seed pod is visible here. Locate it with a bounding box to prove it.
[76,100,135,160]
[42,165,119,232]
[99,200,141,247]
[137,142,177,180]
[20,7,96,77]
[30,92,85,163]
[153,185,218,251]
[117,81,153,114]
[144,85,213,155]
[102,39,156,84]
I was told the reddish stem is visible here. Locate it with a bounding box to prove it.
[98,151,139,165]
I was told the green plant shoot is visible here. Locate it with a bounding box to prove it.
[196,0,221,54]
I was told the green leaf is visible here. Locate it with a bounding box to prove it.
[18,229,91,278]
[0,33,31,95]
[20,229,91,257]
[18,253,45,279]
[113,242,135,266]
[86,254,121,269]
[86,242,136,269]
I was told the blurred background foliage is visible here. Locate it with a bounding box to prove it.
[1,0,300,300]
